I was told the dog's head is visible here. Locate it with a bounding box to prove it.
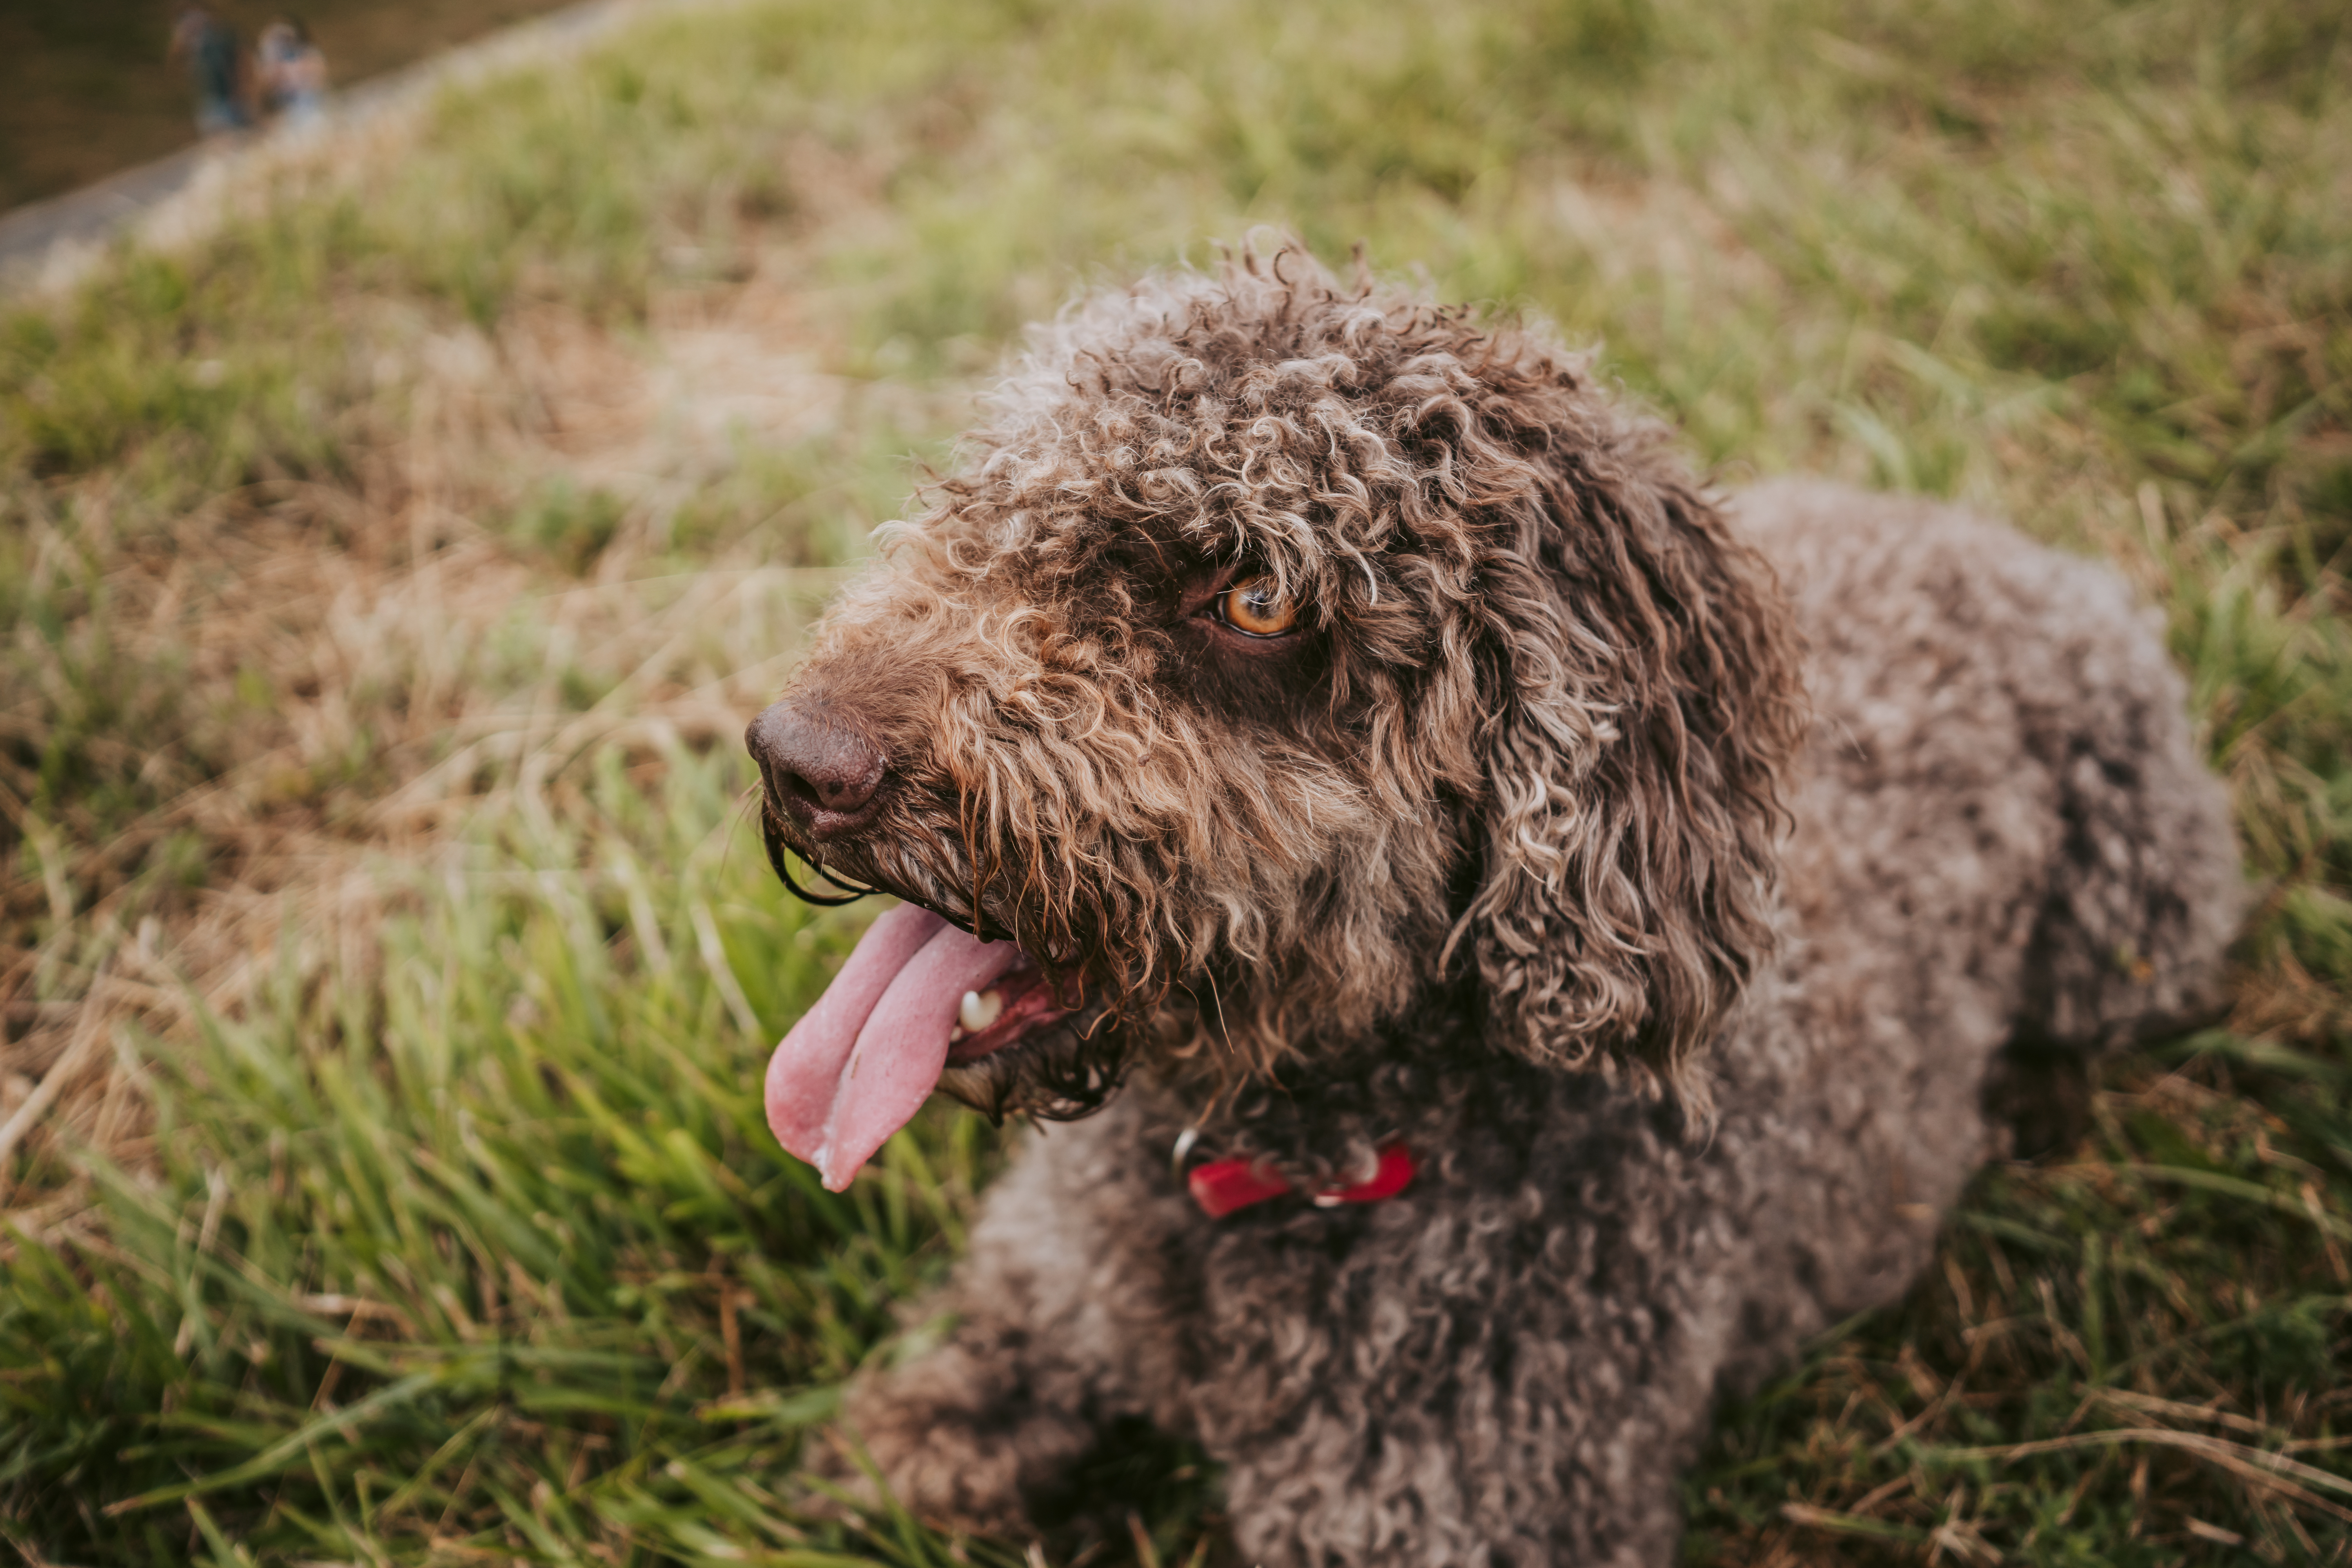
[750,248,1803,1189]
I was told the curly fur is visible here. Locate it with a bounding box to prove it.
[752,247,2243,1564]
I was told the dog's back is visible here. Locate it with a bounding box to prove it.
[1741,477,2241,1064]
[1702,477,2243,1375]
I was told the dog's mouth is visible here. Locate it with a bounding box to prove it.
[764,902,1073,1191]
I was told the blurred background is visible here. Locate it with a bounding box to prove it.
[0,0,580,211]
[0,0,2347,1563]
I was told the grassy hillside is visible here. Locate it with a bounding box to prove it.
[2,0,2347,1562]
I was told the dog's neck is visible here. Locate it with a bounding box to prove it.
[1140,986,1684,1192]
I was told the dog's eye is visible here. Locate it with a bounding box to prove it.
[1218,576,1299,637]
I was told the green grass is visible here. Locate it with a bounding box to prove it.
[2,0,2349,1561]
[11,752,1002,1564]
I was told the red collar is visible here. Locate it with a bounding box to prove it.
[1187,1141,1417,1219]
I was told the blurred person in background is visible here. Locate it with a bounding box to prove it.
[170,4,251,135]
[257,18,330,135]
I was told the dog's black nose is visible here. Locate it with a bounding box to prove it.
[748,701,888,838]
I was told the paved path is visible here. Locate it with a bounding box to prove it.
[0,0,695,294]
[0,139,234,279]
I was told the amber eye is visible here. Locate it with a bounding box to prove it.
[1218,576,1299,637]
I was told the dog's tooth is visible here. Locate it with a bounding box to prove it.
[959,989,1003,1033]
[948,1025,965,1042]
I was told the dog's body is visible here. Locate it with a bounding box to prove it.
[748,256,2241,1566]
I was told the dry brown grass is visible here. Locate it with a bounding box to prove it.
[0,234,945,1229]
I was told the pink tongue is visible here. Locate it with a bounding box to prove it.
[764,902,1025,1191]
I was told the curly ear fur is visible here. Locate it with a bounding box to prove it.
[1446,389,1805,1107]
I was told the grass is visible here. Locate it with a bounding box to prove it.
[0,0,2348,1561]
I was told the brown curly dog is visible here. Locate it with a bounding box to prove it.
[744,247,2242,1566]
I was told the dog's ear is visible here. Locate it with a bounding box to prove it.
[1452,441,1802,1107]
